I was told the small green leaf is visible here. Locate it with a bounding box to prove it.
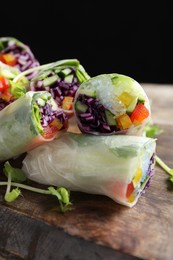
[9,81,26,98]
[3,161,27,182]
[48,186,72,213]
[169,176,173,183]
[4,188,21,202]
[144,123,164,138]
[57,187,70,205]
[48,186,62,200]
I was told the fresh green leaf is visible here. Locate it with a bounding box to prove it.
[48,186,72,213]
[32,103,43,134]
[144,123,164,138]
[169,175,173,183]
[57,187,71,205]
[155,155,173,184]
[3,161,27,182]
[9,81,26,99]
[48,186,62,200]
[4,188,21,202]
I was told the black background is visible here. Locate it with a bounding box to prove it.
[1,2,173,84]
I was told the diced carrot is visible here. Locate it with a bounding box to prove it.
[130,103,149,123]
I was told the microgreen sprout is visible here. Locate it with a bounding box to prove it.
[155,155,173,183]
[0,161,73,213]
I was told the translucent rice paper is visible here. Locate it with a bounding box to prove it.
[0,91,67,162]
[0,37,40,79]
[22,133,156,207]
[73,74,151,136]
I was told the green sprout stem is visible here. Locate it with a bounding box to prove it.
[0,181,50,194]
[155,155,173,176]
[5,171,12,196]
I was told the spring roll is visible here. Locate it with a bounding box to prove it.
[13,59,90,117]
[0,91,68,161]
[0,37,40,79]
[22,133,156,207]
[74,74,151,136]
[0,62,28,111]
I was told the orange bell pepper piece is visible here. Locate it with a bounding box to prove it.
[130,103,149,123]
[0,53,17,66]
[62,96,73,110]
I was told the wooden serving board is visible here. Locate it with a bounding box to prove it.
[0,84,173,260]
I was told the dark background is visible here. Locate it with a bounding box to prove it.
[1,2,173,84]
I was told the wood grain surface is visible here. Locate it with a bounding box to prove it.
[0,84,173,260]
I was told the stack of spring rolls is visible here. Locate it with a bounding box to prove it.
[22,73,156,207]
[0,38,156,207]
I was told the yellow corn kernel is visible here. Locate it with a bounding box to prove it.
[117,114,132,129]
[118,92,133,107]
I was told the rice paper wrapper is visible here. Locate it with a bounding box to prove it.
[25,59,90,117]
[0,37,40,79]
[73,74,151,136]
[22,133,156,207]
[0,91,67,161]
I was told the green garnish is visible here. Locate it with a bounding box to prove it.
[0,161,72,213]
[32,103,43,134]
[155,156,173,183]
[144,122,173,184]
[144,123,164,138]
[4,188,21,202]
[3,161,27,182]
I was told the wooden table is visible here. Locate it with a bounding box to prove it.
[0,84,173,260]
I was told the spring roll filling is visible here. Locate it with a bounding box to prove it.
[0,38,40,79]
[30,67,81,111]
[32,95,68,138]
[75,93,149,134]
[0,76,26,111]
[125,153,155,203]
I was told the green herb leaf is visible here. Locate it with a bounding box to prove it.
[48,186,72,213]
[144,123,164,138]
[3,161,27,182]
[57,187,71,205]
[9,81,26,99]
[155,155,173,184]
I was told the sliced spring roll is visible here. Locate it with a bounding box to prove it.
[13,59,90,116]
[0,37,40,79]
[0,91,68,162]
[74,74,151,136]
[22,133,156,207]
[0,62,28,111]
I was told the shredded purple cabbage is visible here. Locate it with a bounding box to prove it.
[0,99,14,112]
[30,68,80,108]
[37,102,68,129]
[1,40,40,80]
[75,94,119,134]
[140,153,156,195]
